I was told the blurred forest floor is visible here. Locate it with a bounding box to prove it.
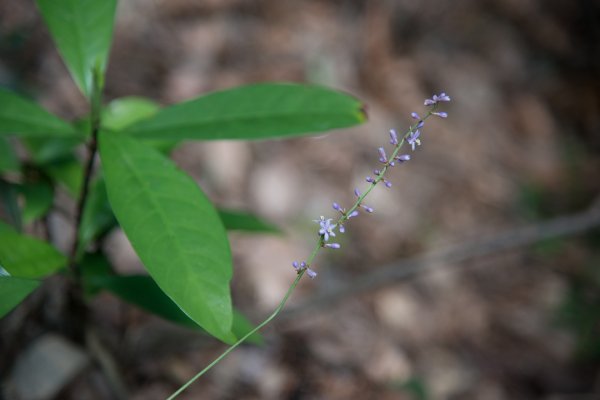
[1,0,600,399]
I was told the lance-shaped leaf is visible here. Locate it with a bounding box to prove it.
[0,221,67,278]
[102,96,179,153]
[89,274,262,344]
[24,137,81,165]
[19,181,54,223]
[0,180,22,231]
[218,209,280,234]
[99,132,235,343]
[102,97,160,131]
[0,137,20,172]
[76,178,274,256]
[77,178,116,256]
[0,276,41,318]
[127,83,366,141]
[36,0,117,98]
[44,156,83,197]
[0,89,77,138]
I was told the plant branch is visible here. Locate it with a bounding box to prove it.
[68,70,103,281]
[68,126,98,274]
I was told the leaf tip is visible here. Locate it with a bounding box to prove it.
[358,103,369,122]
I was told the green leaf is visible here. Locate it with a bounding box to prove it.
[77,178,116,255]
[0,88,77,137]
[0,137,20,172]
[19,181,54,223]
[24,137,81,165]
[0,276,40,318]
[36,0,117,98]
[80,252,113,296]
[99,131,235,343]
[218,209,280,234]
[44,156,83,196]
[102,97,160,131]
[0,221,67,278]
[24,138,83,197]
[89,273,262,344]
[77,180,278,257]
[231,311,263,345]
[0,180,22,232]
[127,83,366,141]
[102,97,180,153]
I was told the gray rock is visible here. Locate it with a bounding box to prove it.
[6,334,90,400]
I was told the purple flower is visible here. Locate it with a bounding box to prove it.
[306,268,317,279]
[366,176,374,183]
[292,261,316,278]
[411,112,421,120]
[324,243,341,249]
[354,188,361,197]
[395,154,410,163]
[361,204,374,213]
[314,216,336,241]
[332,202,342,211]
[389,129,399,145]
[292,261,306,271]
[435,92,451,102]
[407,130,421,151]
[432,111,448,118]
[339,224,345,233]
[424,92,451,106]
[378,147,388,163]
[348,210,359,218]
[384,179,392,188]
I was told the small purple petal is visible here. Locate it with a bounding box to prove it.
[373,169,381,176]
[300,262,306,268]
[362,205,374,213]
[306,268,317,279]
[437,93,451,102]
[407,130,421,151]
[292,261,300,270]
[316,216,336,241]
[395,154,410,162]
[411,112,421,120]
[348,210,359,218]
[417,120,424,129]
[389,129,399,145]
[332,202,342,211]
[339,224,345,233]
[432,111,448,118]
[354,188,361,197]
[378,147,387,163]
[325,243,341,249]
[424,99,435,106]
[366,176,374,183]
[384,180,392,188]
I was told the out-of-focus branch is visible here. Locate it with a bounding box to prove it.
[283,196,600,318]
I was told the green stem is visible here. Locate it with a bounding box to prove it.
[68,67,104,280]
[167,272,305,400]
